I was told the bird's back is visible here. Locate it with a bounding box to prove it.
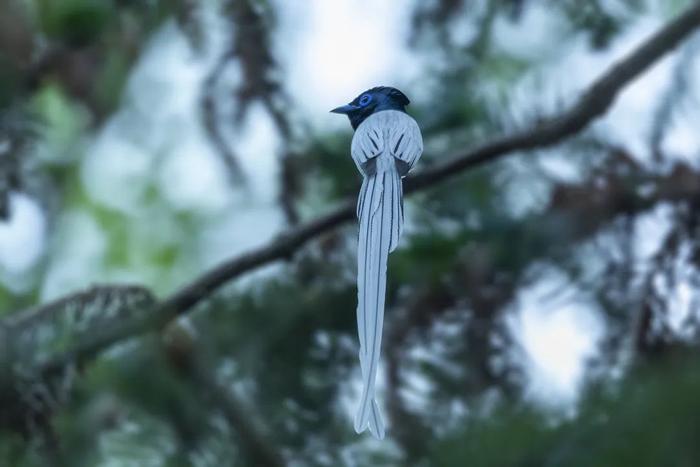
[350,110,423,178]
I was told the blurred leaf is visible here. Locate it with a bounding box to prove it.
[37,0,113,47]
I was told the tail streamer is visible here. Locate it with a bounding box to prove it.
[354,166,403,439]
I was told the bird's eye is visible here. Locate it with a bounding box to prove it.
[359,94,372,107]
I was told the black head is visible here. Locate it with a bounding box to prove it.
[330,86,410,130]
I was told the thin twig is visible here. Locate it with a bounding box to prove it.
[201,50,247,185]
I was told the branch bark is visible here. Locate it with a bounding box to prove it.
[24,2,700,377]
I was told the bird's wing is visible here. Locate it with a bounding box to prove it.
[352,111,423,176]
[387,112,423,177]
[351,122,385,178]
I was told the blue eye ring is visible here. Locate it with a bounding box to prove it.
[359,94,372,107]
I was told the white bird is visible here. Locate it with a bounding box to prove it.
[331,87,423,439]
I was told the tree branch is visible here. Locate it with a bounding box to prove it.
[29,3,700,375]
[406,2,700,192]
[201,50,247,186]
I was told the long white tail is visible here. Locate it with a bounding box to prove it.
[354,166,403,439]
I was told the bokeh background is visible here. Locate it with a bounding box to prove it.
[2,0,700,465]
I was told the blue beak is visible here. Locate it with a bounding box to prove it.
[330,104,358,114]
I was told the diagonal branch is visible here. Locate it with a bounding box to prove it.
[406,3,700,192]
[32,2,700,374]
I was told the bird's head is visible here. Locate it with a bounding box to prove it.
[331,86,410,130]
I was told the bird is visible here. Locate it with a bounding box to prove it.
[331,86,423,439]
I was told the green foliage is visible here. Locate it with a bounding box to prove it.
[0,432,45,467]
[93,48,132,111]
[0,56,21,107]
[201,274,359,436]
[432,356,700,466]
[296,132,359,203]
[560,1,624,49]
[37,0,114,47]
[32,84,90,164]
